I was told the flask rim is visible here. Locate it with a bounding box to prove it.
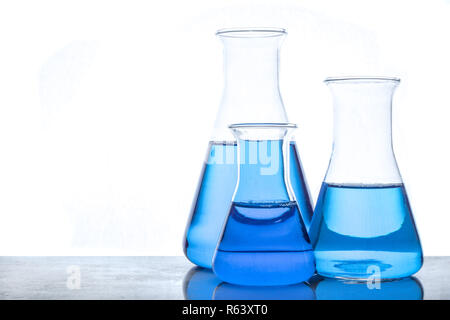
[216,27,287,38]
[324,76,401,84]
[229,122,297,129]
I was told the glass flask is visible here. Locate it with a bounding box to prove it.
[183,28,313,269]
[310,77,423,280]
[212,123,315,286]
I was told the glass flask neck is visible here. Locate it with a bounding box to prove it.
[213,29,288,141]
[230,123,295,203]
[324,78,402,185]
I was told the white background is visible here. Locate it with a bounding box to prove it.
[0,0,449,256]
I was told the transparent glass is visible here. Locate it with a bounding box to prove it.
[183,28,313,268]
[212,123,315,286]
[310,77,423,280]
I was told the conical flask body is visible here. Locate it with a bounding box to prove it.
[212,125,315,286]
[311,183,422,279]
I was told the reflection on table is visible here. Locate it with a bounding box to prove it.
[183,267,315,300]
[309,275,423,300]
[183,267,423,300]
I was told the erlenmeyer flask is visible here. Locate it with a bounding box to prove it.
[310,77,423,280]
[183,28,313,268]
[212,123,315,286]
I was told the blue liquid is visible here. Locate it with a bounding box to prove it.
[213,201,315,286]
[184,141,313,268]
[310,183,423,280]
[313,277,423,300]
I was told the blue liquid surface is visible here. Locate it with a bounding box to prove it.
[213,201,315,286]
[184,141,313,268]
[310,183,423,280]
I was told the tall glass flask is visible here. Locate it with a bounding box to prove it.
[310,77,423,280]
[183,28,313,268]
[213,123,315,286]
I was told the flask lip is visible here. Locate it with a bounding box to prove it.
[216,27,287,38]
[229,123,297,129]
[324,76,401,84]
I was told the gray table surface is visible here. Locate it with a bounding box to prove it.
[0,256,448,300]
